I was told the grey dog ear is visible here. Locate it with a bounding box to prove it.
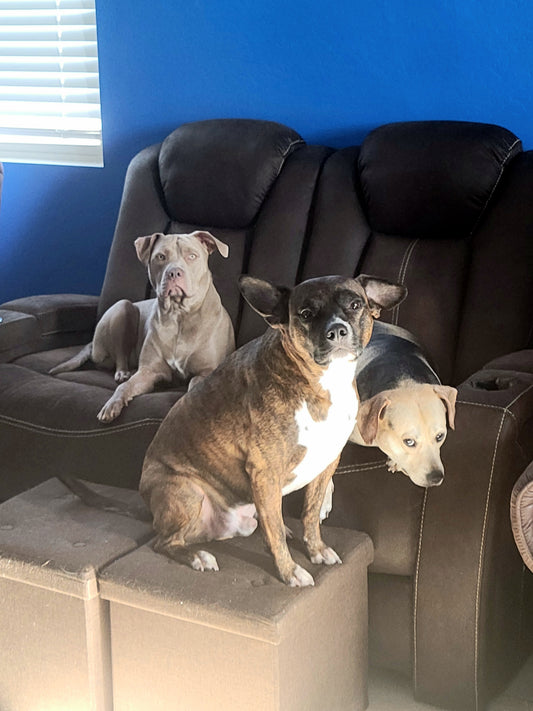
[238,275,291,327]
[135,233,164,265]
[357,275,408,318]
[192,230,229,258]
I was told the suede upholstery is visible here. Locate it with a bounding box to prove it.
[0,119,532,711]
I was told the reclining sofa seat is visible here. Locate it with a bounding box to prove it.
[0,119,331,499]
[291,121,533,711]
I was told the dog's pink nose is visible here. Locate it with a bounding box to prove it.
[167,267,183,280]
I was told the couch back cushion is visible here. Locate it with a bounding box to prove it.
[159,119,304,229]
[358,121,521,240]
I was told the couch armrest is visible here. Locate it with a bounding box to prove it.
[0,294,99,354]
[483,348,533,375]
[414,367,533,709]
[0,309,40,362]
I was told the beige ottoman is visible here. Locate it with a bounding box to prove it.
[100,521,374,711]
[0,477,153,711]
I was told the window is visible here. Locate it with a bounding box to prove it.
[0,0,103,167]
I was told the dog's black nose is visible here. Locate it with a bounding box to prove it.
[167,268,183,280]
[326,322,349,342]
[427,470,444,486]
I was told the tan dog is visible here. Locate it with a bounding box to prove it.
[50,231,235,422]
[140,274,407,586]
[349,321,457,488]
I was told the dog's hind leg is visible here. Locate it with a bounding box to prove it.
[148,477,221,572]
[92,299,139,383]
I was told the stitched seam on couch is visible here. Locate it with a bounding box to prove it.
[413,487,429,695]
[0,414,163,437]
[474,409,506,711]
[336,462,386,473]
[457,398,519,427]
[505,382,533,411]
[470,137,522,236]
[274,138,306,180]
[392,238,419,325]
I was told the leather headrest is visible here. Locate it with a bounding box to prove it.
[158,119,304,229]
[358,121,521,239]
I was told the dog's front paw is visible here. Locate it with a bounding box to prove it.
[97,398,124,423]
[114,370,131,384]
[310,545,342,566]
[287,564,314,587]
[387,458,400,473]
[190,550,219,572]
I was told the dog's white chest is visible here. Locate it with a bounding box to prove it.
[283,357,358,496]
[166,355,187,378]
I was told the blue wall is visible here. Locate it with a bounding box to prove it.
[1,0,532,303]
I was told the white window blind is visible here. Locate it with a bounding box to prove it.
[0,0,103,167]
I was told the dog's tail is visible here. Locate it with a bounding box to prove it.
[49,343,92,376]
[57,474,152,522]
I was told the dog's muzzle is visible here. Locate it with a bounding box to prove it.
[315,318,359,364]
[161,265,189,300]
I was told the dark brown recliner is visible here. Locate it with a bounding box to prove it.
[290,121,533,710]
[0,119,331,500]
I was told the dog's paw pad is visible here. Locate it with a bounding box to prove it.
[191,550,219,572]
[311,546,342,566]
[288,564,314,587]
[115,370,131,384]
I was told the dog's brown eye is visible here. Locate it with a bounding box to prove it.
[436,432,445,443]
[350,300,360,310]
[187,253,198,261]
[403,438,416,448]
[156,253,166,261]
[299,309,313,321]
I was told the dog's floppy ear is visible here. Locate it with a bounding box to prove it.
[433,385,457,430]
[239,275,290,327]
[357,275,408,318]
[357,393,390,444]
[135,233,163,265]
[192,230,229,258]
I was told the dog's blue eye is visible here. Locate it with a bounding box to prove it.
[436,432,445,443]
[156,253,166,261]
[403,438,416,448]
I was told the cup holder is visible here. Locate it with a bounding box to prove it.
[469,376,515,391]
